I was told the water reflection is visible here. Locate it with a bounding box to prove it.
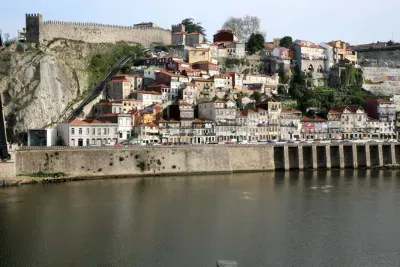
[1,171,400,266]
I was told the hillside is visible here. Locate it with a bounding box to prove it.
[0,40,142,143]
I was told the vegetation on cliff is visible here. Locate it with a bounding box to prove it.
[87,42,145,91]
[288,65,372,113]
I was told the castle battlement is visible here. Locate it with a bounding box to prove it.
[25,13,172,47]
[26,13,42,17]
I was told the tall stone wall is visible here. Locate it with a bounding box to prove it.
[25,14,172,47]
[15,146,275,177]
[13,144,399,179]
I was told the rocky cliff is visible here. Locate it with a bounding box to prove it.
[0,40,127,142]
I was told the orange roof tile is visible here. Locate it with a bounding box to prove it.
[66,119,114,125]
[108,79,129,83]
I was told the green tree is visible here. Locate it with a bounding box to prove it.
[279,36,293,48]
[277,85,287,95]
[247,33,265,53]
[250,91,267,102]
[181,18,206,36]
[279,69,291,84]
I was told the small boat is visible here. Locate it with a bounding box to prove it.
[217,260,239,267]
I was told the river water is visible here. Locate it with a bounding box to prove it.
[1,170,400,266]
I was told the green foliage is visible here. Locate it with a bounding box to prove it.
[279,36,293,48]
[277,85,287,95]
[88,42,144,89]
[247,33,265,53]
[341,64,363,88]
[181,18,206,36]
[279,69,291,84]
[225,58,241,68]
[288,66,369,113]
[250,91,267,102]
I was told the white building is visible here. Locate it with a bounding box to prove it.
[136,91,162,107]
[198,99,237,142]
[97,113,133,141]
[134,122,160,145]
[198,99,237,123]
[58,120,118,146]
[182,83,197,104]
[280,108,302,140]
[192,119,216,144]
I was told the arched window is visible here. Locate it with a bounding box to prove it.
[308,64,314,71]
[317,65,323,73]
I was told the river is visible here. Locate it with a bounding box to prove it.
[1,170,400,266]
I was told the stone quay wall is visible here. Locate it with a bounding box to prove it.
[2,143,399,180]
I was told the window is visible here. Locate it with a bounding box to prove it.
[97,128,101,135]
[86,128,89,135]
[79,128,82,135]
[92,128,96,135]
[71,128,75,135]
[103,128,107,135]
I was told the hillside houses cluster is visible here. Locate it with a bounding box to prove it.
[31,26,398,147]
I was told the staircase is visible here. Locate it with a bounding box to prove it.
[67,53,135,121]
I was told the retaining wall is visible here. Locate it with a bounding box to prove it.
[6,143,400,179]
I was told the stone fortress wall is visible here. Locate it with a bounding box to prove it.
[25,14,172,47]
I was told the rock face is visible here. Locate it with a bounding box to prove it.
[0,40,115,140]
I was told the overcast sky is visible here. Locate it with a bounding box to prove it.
[1,0,399,45]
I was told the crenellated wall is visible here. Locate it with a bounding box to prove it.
[25,14,172,47]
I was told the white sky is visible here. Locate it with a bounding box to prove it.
[1,0,399,45]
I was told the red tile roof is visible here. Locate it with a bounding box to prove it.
[184,82,197,87]
[301,115,327,122]
[66,119,114,125]
[97,113,119,118]
[282,108,301,113]
[108,79,129,83]
[192,78,212,82]
[137,90,161,95]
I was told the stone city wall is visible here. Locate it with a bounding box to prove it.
[41,22,171,47]
[25,14,171,47]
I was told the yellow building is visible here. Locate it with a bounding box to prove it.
[328,40,357,64]
[143,112,153,124]
[188,48,211,64]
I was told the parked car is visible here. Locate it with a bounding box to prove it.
[239,140,248,145]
